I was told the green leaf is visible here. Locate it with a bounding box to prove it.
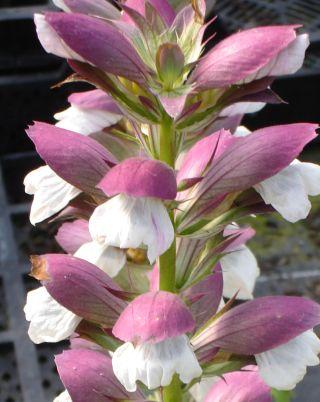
[67,61,160,124]
[202,357,251,377]
[176,104,220,132]
[104,75,160,124]
[272,389,294,402]
[76,321,121,352]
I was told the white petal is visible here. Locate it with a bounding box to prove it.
[141,124,150,136]
[254,165,311,223]
[189,377,218,401]
[74,241,126,277]
[220,101,265,117]
[112,335,202,391]
[52,0,70,11]
[112,342,138,392]
[220,245,260,300]
[291,160,320,196]
[217,297,225,311]
[233,125,252,137]
[24,165,81,225]
[242,34,309,83]
[234,130,316,222]
[263,34,309,77]
[89,194,174,263]
[255,330,320,390]
[53,390,72,402]
[24,287,81,344]
[34,14,85,61]
[55,105,122,135]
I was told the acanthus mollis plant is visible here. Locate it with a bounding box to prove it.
[22,0,320,401]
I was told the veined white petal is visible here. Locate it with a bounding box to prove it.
[89,194,174,263]
[255,330,320,390]
[52,0,70,12]
[24,287,81,344]
[291,160,320,196]
[234,128,317,222]
[234,125,251,137]
[141,124,150,136]
[189,377,218,401]
[112,342,138,392]
[24,165,81,225]
[34,14,85,61]
[74,241,126,278]
[112,335,202,392]
[241,34,309,83]
[220,101,265,117]
[220,245,260,300]
[55,105,122,135]
[254,165,311,223]
[53,390,72,402]
[217,297,225,312]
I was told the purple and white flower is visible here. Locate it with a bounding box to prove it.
[89,158,177,263]
[235,126,320,222]
[24,165,80,225]
[24,286,81,344]
[255,329,320,390]
[112,291,202,391]
[55,90,122,135]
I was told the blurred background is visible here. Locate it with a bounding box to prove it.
[0,0,319,401]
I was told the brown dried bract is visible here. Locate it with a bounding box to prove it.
[29,255,50,281]
[192,0,205,24]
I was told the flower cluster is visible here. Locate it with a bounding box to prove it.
[23,0,320,401]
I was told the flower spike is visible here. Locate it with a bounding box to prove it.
[23,2,320,399]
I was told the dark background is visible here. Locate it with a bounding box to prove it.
[0,1,319,401]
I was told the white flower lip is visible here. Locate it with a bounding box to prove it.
[24,165,80,225]
[240,33,309,84]
[24,287,81,344]
[220,101,266,117]
[34,13,85,61]
[52,0,70,12]
[24,241,126,345]
[220,245,260,300]
[234,126,320,223]
[55,105,122,135]
[255,330,320,390]
[112,335,202,392]
[189,377,218,401]
[89,194,174,263]
[254,159,320,223]
[53,389,72,402]
[74,241,126,278]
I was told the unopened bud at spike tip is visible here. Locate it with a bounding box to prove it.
[156,43,185,89]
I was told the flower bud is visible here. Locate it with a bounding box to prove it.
[156,43,185,89]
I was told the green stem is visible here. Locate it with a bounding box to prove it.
[159,114,175,167]
[158,116,182,401]
[158,114,176,293]
[159,212,176,292]
[162,375,183,402]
